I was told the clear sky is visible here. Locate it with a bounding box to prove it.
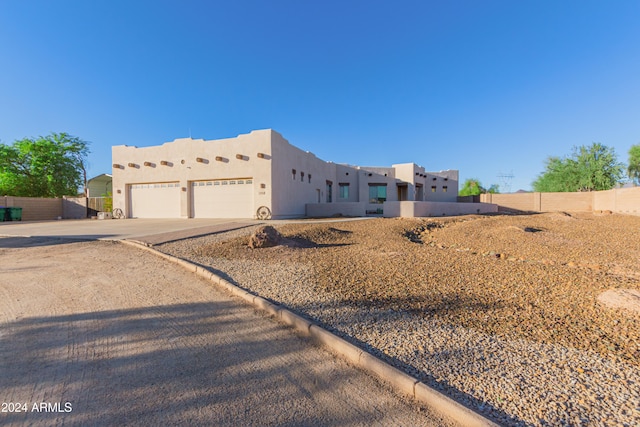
[1,1,639,192]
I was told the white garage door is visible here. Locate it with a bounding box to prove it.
[130,182,181,218]
[191,178,254,218]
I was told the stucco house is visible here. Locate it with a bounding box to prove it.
[111,129,494,219]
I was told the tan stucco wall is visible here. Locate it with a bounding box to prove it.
[306,202,366,217]
[269,132,338,218]
[383,201,498,218]
[112,130,273,218]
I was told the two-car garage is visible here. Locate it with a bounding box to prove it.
[128,178,254,218]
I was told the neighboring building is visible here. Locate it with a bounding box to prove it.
[87,173,112,198]
[111,129,464,219]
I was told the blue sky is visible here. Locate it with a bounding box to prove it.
[1,1,639,192]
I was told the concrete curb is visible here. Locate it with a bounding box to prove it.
[120,239,499,427]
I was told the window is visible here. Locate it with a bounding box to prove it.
[326,181,333,203]
[301,172,305,182]
[369,184,387,204]
[214,181,220,186]
[443,186,448,192]
[292,169,296,180]
[308,174,311,183]
[230,180,236,185]
[206,182,212,186]
[237,180,244,184]
[222,181,228,185]
[246,179,253,184]
[198,182,205,186]
[339,183,349,199]
[431,186,436,192]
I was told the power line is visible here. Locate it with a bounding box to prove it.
[497,171,514,193]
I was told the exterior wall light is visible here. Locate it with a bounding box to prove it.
[260,183,266,189]
[144,161,154,167]
[160,160,170,166]
[236,154,245,160]
[215,156,224,162]
[128,163,138,168]
[113,163,124,169]
[196,157,206,163]
[257,152,265,158]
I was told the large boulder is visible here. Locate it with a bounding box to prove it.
[248,225,281,249]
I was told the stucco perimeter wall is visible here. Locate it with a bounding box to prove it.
[383,201,498,218]
[481,187,640,215]
[112,130,274,218]
[306,202,366,218]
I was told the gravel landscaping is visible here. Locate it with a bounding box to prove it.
[157,212,640,426]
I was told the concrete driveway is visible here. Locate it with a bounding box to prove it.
[0,218,258,243]
[0,217,374,244]
[0,236,448,426]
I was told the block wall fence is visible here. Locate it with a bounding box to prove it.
[480,187,640,215]
[0,196,87,221]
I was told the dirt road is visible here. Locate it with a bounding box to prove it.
[0,237,447,426]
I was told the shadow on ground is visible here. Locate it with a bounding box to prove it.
[0,302,422,427]
[0,236,106,248]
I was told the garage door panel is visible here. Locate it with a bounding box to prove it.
[130,182,181,218]
[191,179,253,218]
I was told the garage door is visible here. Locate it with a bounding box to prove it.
[129,182,181,218]
[191,178,254,218]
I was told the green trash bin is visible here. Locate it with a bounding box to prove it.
[9,207,22,221]
[0,207,6,222]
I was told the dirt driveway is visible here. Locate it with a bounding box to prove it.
[0,237,448,426]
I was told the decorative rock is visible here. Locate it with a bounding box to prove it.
[248,225,281,248]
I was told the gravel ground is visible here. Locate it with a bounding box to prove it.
[157,212,640,426]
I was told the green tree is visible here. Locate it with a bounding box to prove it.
[0,133,90,197]
[628,144,640,185]
[459,179,500,196]
[532,143,624,192]
[487,184,500,194]
[459,178,485,196]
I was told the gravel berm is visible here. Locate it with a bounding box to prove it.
[157,212,640,426]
